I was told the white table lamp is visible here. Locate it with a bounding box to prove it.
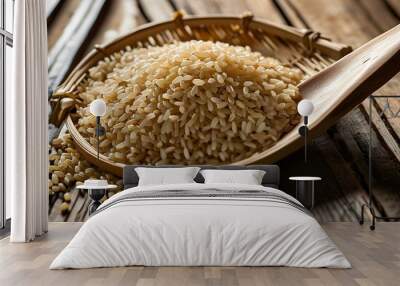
[89,99,107,161]
[297,99,314,163]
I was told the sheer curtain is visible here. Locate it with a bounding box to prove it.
[7,0,48,242]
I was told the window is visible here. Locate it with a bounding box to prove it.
[0,0,14,230]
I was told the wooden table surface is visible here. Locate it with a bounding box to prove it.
[47,0,400,223]
[1,222,400,286]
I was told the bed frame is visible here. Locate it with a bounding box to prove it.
[123,165,280,190]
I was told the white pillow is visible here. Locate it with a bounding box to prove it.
[135,167,200,186]
[200,169,266,185]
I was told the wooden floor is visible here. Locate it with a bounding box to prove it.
[0,223,399,286]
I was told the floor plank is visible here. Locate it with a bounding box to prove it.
[0,222,399,286]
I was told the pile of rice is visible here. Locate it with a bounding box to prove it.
[76,40,303,164]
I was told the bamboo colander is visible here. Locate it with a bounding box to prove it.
[51,12,353,177]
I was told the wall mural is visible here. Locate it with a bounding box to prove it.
[47,0,400,222]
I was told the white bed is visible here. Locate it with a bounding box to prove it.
[50,177,350,269]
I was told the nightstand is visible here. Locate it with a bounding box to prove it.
[76,180,117,215]
[289,177,321,209]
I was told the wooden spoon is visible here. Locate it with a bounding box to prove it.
[237,24,400,165]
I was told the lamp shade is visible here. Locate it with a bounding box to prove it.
[297,99,314,116]
[89,99,107,117]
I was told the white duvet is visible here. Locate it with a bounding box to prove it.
[50,183,351,269]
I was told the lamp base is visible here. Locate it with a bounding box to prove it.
[298,125,308,137]
[95,126,105,137]
[95,116,106,136]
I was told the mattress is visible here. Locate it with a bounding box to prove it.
[50,183,351,269]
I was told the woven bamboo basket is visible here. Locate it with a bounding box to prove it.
[51,12,353,177]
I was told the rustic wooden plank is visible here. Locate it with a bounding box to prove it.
[48,0,80,50]
[48,0,109,94]
[197,0,250,15]
[311,135,368,220]
[363,99,400,162]
[285,0,378,47]
[48,196,63,222]
[384,0,400,19]
[357,109,400,217]
[174,0,284,24]
[173,0,222,14]
[46,0,65,25]
[371,94,400,146]
[77,196,91,222]
[67,190,88,222]
[99,0,146,46]
[359,0,399,31]
[272,0,310,27]
[137,0,175,22]
[48,193,59,215]
[243,0,285,23]
[335,110,400,217]
[63,188,79,222]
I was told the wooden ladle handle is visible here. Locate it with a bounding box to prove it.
[299,24,400,132]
